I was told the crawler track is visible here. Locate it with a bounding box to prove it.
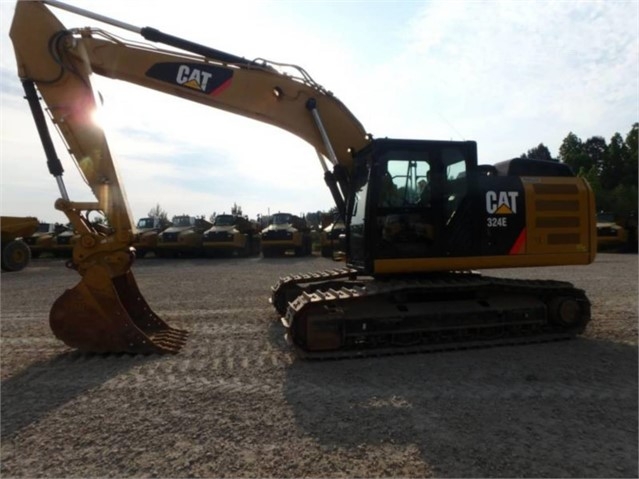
[271,268,591,359]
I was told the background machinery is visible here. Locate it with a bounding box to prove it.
[23,221,59,258]
[51,224,78,257]
[10,0,596,356]
[0,216,38,272]
[133,216,170,258]
[155,215,212,258]
[261,213,312,257]
[320,215,346,259]
[595,211,638,252]
[203,214,261,257]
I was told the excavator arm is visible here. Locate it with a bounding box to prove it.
[9,0,368,354]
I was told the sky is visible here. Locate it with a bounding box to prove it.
[1,0,637,225]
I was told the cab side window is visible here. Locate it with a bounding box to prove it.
[379,159,430,206]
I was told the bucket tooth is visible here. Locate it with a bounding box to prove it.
[50,270,187,354]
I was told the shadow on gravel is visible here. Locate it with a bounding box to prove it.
[0,352,162,440]
[281,337,638,478]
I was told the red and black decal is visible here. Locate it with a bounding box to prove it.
[509,228,527,254]
[146,63,233,95]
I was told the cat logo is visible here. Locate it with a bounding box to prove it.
[486,191,519,214]
[176,65,213,91]
[146,62,234,95]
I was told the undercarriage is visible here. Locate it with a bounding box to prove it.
[271,268,591,359]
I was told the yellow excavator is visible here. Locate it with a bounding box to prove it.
[9,0,596,357]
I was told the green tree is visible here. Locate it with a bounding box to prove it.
[147,203,169,222]
[231,203,243,216]
[559,124,637,215]
[623,123,638,188]
[580,165,602,196]
[520,143,554,161]
[609,184,638,214]
[583,136,607,176]
[602,133,626,190]
[559,132,591,174]
[579,165,609,211]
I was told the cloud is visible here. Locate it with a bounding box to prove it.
[371,0,639,157]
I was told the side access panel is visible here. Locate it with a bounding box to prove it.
[521,177,596,260]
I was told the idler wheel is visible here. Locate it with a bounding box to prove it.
[548,297,582,327]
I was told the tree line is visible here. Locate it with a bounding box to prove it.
[520,123,638,214]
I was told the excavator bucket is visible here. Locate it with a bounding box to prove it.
[50,269,187,354]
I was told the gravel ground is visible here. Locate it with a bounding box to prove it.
[1,252,637,478]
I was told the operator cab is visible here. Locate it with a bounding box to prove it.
[346,138,580,276]
[347,138,481,274]
[271,213,293,225]
[214,214,238,226]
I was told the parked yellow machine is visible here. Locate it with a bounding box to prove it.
[0,216,38,271]
[23,222,60,258]
[202,214,261,257]
[133,217,171,258]
[596,212,628,249]
[51,225,79,257]
[261,213,312,257]
[320,217,346,258]
[156,215,212,258]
